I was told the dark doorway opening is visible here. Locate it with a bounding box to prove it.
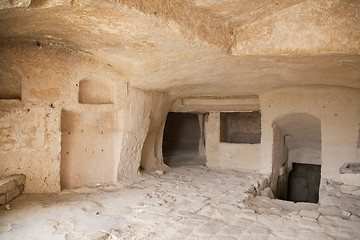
[287,163,321,203]
[162,112,206,167]
[273,113,321,203]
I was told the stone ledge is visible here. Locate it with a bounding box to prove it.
[340,184,360,196]
[0,174,26,205]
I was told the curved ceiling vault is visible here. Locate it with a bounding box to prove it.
[274,113,321,151]
[0,0,359,98]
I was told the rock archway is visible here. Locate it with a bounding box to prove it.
[272,113,321,203]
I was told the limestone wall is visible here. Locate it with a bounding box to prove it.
[118,87,170,177]
[0,100,61,193]
[288,148,321,170]
[205,112,261,171]
[0,1,359,195]
[60,110,121,188]
[260,86,360,182]
[269,124,288,193]
[0,42,170,192]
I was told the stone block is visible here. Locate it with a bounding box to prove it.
[339,174,360,187]
[299,209,320,220]
[0,180,15,193]
[6,188,22,202]
[340,184,360,196]
[0,194,6,205]
[339,163,360,187]
[0,174,26,205]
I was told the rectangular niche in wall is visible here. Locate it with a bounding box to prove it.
[220,111,261,144]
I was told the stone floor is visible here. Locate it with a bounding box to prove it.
[163,150,206,167]
[0,166,359,240]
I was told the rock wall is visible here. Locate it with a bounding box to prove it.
[260,86,360,182]
[269,124,288,194]
[0,100,61,193]
[288,148,321,169]
[60,110,121,188]
[118,87,170,177]
[205,112,261,171]
[0,41,170,192]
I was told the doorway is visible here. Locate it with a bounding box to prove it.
[273,113,321,203]
[287,163,321,203]
[162,112,206,167]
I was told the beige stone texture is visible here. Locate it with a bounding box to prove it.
[269,124,289,192]
[340,184,360,196]
[0,174,25,204]
[0,0,359,238]
[205,112,261,171]
[0,168,359,240]
[288,148,321,170]
[0,0,359,196]
[339,174,360,187]
[260,86,360,182]
[0,100,61,193]
[0,0,30,9]
[260,187,275,199]
[60,111,120,188]
[100,0,360,55]
[171,96,260,113]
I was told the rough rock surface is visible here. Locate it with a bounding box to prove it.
[1,167,359,240]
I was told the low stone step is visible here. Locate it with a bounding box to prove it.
[0,174,26,205]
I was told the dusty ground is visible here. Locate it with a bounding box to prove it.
[0,166,359,240]
[164,150,206,167]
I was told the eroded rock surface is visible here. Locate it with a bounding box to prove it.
[0,167,359,240]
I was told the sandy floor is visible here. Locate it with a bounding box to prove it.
[0,166,359,240]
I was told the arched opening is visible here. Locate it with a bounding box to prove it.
[162,112,206,167]
[273,113,321,203]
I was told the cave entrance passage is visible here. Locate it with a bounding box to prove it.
[162,112,206,167]
[287,163,321,203]
[274,113,321,203]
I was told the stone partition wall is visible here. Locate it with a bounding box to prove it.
[117,87,170,177]
[0,42,123,192]
[134,88,171,173]
[205,112,261,171]
[0,42,171,192]
[260,86,360,182]
[0,100,61,193]
[269,124,288,194]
